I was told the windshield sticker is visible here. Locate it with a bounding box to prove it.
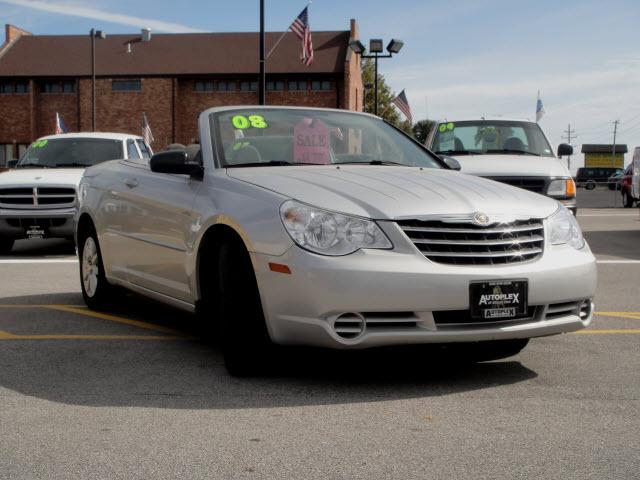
[446,122,455,131]
[231,114,268,129]
[438,124,447,133]
[232,141,251,151]
[32,140,48,148]
[293,118,331,164]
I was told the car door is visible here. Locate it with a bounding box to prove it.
[115,152,201,303]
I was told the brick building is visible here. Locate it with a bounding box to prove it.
[0,21,363,166]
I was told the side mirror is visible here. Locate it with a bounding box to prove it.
[150,150,202,178]
[440,155,461,171]
[557,143,573,158]
[7,159,18,169]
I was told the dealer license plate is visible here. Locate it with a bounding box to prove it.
[469,280,528,320]
[26,226,45,239]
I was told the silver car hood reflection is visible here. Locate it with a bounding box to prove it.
[226,165,559,220]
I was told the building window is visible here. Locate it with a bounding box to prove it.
[288,80,308,91]
[240,81,258,92]
[0,81,30,94]
[195,80,214,92]
[112,79,141,92]
[266,81,285,91]
[216,80,236,92]
[311,80,332,91]
[42,80,75,93]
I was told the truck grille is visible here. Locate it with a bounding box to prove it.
[483,176,547,194]
[0,187,76,209]
[398,218,545,265]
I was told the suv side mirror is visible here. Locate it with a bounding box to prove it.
[440,155,461,171]
[557,143,573,158]
[150,150,203,178]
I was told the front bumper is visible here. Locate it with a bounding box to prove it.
[253,223,597,349]
[0,207,76,239]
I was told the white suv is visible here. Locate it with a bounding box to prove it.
[0,132,151,253]
[426,119,577,213]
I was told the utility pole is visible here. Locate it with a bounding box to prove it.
[612,120,619,168]
[562,123,576,171]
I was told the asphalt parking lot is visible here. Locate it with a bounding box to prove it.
[0,208,638,479]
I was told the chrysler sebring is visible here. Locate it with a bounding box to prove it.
[76,106,597,375]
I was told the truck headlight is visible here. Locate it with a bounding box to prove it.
[280,200,393,256]
[547,178,576,197]
[548,205,584,249]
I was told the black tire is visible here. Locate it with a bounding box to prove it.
[622,190,634,208]
[77,225,116,310]
[0,237,14,254]
[217,239,272,376]
[455,338,529,362]
[585,181,596,190]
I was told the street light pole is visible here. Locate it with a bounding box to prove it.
[373,54,378,116]
[258,0,266,105]
[90,28,96,132]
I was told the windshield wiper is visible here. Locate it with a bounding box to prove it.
[435,150,478,156]
[17,163,49,168]
[336,160,409,166]
[50,162,93,168]
[226,161,325,168]
[485,149,541,156]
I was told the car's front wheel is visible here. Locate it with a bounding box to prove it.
[217,239,273,376]
[78,227,116,309]
[0,237,14,254]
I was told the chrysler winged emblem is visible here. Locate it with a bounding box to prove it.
[472,212,490,226]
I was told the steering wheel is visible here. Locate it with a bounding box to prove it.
[231,144,263,164]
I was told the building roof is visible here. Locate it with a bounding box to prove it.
[0,30,350,77]
[581,144,628,154]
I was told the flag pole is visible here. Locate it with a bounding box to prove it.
[266,1,312,59]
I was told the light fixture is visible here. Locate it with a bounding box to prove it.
[348,40,365,55]
[386,39,404,54]
[369,39,383,53]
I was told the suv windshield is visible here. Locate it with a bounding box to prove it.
[17,138,124,168]
[432,120,554,157]
[211,108,443,169]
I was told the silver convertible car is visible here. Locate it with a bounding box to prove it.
[76,106,597,375]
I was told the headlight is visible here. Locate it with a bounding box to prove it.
[280,200,393,256]
[548,205,584,249]
[547,178,576,197]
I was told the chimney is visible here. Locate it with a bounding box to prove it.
[349,19,359,41]
[4,24,31,44]
[141,28,151,42]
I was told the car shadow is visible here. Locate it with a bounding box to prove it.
[0,292,538,410]
[584,230,640,260]
[5,238,76,257]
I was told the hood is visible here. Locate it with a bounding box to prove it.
[451,154,569,178]
[227,166,559,220]
[0,168,84,187]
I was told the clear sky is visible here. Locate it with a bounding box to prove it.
[2,0,639,171]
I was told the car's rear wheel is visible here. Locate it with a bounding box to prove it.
[622,190,634,208]
[455,338,530,362]
[585,181,596,190]
[217,239,273,376]
[78,226,116,310]
[0,237,14,254]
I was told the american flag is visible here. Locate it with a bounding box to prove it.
[392,90,412,123]
[55,112,67,135]
[142,112,154,145]
[290,6,313,66]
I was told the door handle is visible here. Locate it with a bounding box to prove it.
[124,178,139,188]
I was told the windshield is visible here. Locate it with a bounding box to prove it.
[432,120,554,157]
[211,108,443,169]
[17,138,124,168]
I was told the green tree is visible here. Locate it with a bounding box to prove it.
[412,119,436,144]
[362,59,413,135]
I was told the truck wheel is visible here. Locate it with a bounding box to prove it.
[455,338,530,362]
[0,237,14,254]
[585,181,596,190]
[622,190,634,208]
[78,227,116,310]
[217,239,273,376]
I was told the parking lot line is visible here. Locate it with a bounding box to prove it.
[595,312,640,320]
[44,305,186,335]
[596,260,640,264]
[0,331,189,340]
[0,259,77,264]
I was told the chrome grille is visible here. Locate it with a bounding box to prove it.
[483,176,547,194]
[0,187,76,209]
[398,218,545,265]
